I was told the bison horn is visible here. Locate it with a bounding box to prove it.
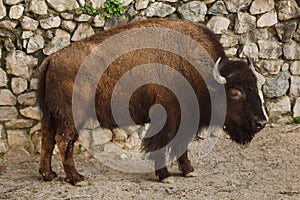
[213,57,227,84]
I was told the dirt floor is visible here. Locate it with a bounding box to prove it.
[1,124,300,200]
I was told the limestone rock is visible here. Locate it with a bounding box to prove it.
[7,129,34,154]
[250,0,274,15]
[276,0,300,21]
[86,0,105,9]
[91,127,113,145]
[0,107,18,121]
[29,0,48,15]
[224,0,252,13]
[4,38,15,51]
[40,16,61,29]
[239,43,258,59]
[293,98,300,118]
[21,31,34,39]
[74,14,91,22]
[5,119,34,129]
[20,106,41,120]
[234,12,256,34]
[207,16,230,34]
[208,0,228,15]
[0,89,17,106]
[71,23,95,41]
[290,76,300,97]
[266,96,291,117]
[224,48,237,57]
[258,59,283,75]
[0,124,8,153]
[258,40,282,59]
[61,20,77,32]
[46,0,79,12]
[27,35,44,53]
[257,9,278,28]
[104,16,128,30]
[3,0,23,5]
[0,20,17,30]
[92,17,105,28]
[283,41,300,60]
[6,50,38,79]
[0,0,6,19]
[135,0,149,10]
[61,12,73,20]
[294,26,300,42]
[112,128,128,142]
[21,16,39,31]
[275,21,297,42]
[82,118,100,130]
[178,1,207,22]
[262,72,290,98]
[9,4,24,19]
[290,61,300,75]
[145,2,176,18]
[120,0,134,6]
[0,68,7,87]
[17,92,36,105]
[43,29,70,55]
[30,78,39,90]
[220,32,239,48]
[11,77,27,94]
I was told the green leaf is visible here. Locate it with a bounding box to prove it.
[294,116,300,123]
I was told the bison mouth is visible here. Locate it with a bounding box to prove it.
[223,124,255,145]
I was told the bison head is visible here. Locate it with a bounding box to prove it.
[213,58,267,144]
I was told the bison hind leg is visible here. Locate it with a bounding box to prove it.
[176,150,195,177]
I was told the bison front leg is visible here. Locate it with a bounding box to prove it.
[39,123,57,181]
[55,129,84,185]
[177,151,195,177]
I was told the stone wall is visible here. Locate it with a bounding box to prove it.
[0,0,299,154]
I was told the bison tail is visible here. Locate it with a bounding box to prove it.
[37,58,50,122]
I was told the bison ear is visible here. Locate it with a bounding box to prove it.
[213,57,227,85]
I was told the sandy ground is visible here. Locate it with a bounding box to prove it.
[1,124,300,200]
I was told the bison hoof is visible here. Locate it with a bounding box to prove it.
[184,171,197,177]
[64,173,84,185]
[161,176,175,184]
[39,169,57,181]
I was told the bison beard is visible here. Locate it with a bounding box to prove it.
[37,18,266,185]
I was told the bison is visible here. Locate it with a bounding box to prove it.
[37,18,267,185]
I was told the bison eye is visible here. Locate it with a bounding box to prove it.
[229,88,242,100]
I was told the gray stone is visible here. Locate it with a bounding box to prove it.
[207,16,230,34]
[104,16,128,30]
[0,68,7,87]
[234,12,256,34]
[61,12,74,20]
[71,23,94,41]
[275,21,297,42]
[3,0,23,5]
[29,0,48,15]
[46,0,79,12]
[293,98,300,118]
[4,38,15,51]
[86,0,105,9]
[74,14,91,22]
[0,89,17,106]
[239,43,258,59]
[82,118,100,130]
[40,16,61,29]
[135,0,149,10]
[92,17,105,28]
[17,92,36,105]
[44,30,54,39]
[262,72,290,98]
[120,0,133,6]
[258,40,282,59]
[124,132,141,150]
[250,0,274,15]
[112,128,127,142]
[258,59,283,75]
[30,123,41,134]
[11,77,27,94]
[254,28,270,40]
[123,125,141,136]
[224,47,237,57]
[21,16,39,31]
[91,127,113,145]
[224,0,252,13]
[9,4,24,19]
[27,35,44,53]
[276,0,300,21]
[7,129,34,153]
[30,78,39,90]
[145,2,176,18]
[290,61,300,75]
[21,31,34,39]
[160,0,178,2]
[0,107,18,121]
[282,63,290,72]
[220,32,240,48]
[61,20,77,32]
[208,0,228,15]
[0,20,17,30]
[20,106,41,120]
[290,76,300,97]
[266,96,291,117]
[43,29,71,55]
[257,9,278,28]
[5,119,34,129]
[0,124,8,153]
[6,50,38,79]
[294,26,300,42]
[0,0,6,19]
[178,1,207,22]
[283,41,300,60]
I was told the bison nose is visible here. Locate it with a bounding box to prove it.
[252,119,267,131]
